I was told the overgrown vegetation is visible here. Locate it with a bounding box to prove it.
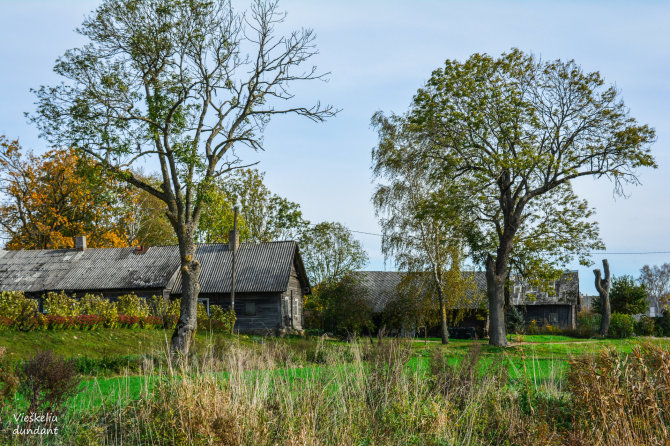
[1,336,669,444]
[0,291,236,333]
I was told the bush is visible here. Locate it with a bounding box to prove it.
[608,313,635,338]
[636,315,655,336]
[654,311,670,337]
[80,293,118,327]
[118,314,141,328]
[116,293,149,318]
[575,309,601,337]
[209,305,236,333]
[17,349,81,416]
[43,291,80,317]
[506,306,525,334]
[0,291,38,329]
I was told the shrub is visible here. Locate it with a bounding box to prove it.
[141,316,163,329]
[17,349,81,416]
[45,315,76,330]
[116,293,149,318]
[506,306,525,334]
[654,311,670,337]
[636,315,655,336]
[608,313,635,338]
[118,315,141,328]
[43,291,80,317]
[0,291,38,329]
[197,302,209,320]
[76,314,103,330]
[80,293,118,327]
[575,308,601,337]
[209,305,236,333]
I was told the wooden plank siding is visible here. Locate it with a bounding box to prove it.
[200,292,283,333]
[282,262,304,330]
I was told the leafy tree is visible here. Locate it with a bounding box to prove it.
[375,49,656,346]
[319,275,374,338]
[31,0,335,355]
[594,275,648,316]
[371,137,476,344]
[123,174,178,246]
[0,137,129,249]
[299,221,368,287]
[197,168,307,244]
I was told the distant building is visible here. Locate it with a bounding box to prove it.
[0,235,310,333]
[352,270,579,333]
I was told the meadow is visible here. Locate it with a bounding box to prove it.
[1,330,669,445]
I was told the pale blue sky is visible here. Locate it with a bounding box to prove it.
[1,1,669,294]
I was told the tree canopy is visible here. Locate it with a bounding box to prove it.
[299,221,368,287]
[0,137,130,250]
[594,275,648,315]
[373,49,656,346]
[30,0,335,355]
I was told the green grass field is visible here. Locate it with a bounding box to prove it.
[3,329,667,414]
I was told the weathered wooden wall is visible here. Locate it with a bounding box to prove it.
[282,262,304,330]
[519,304,574,329]
[202,292,282,333]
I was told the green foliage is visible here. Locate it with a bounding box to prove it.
[44,291,80,317]
[575,309,601,338]
[320,275,374,337]
[299,221,369,286]
[80,293,118,327]
[636,316,655,336]
[209,305,236,333]
[197,169,309,245]
[116,294,149,317]
[608,313,635,338]
[611,275,649,315]
[0,291,38,327]
[506,306,526,334]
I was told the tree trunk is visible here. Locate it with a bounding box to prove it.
[171,241,201,357]
[486,255,508,347]
[438,287,449,344]
[594,259,611,337]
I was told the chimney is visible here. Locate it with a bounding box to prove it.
[228,229,239,253]
[75,235,87,251]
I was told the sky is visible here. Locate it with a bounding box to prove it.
[1,0,669,295]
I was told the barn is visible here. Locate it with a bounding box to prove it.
[0,235,310,333]
[352,270,579,334]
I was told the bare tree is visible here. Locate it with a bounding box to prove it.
[594,259,611,336]
[30,0,336,355]
[639,263,670,313]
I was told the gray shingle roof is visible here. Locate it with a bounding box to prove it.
[352,270,578,313]
[0,241,309,295]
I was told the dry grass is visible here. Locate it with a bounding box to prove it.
[2,337,669,445]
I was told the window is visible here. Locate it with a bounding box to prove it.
[245,302,256,316]
[549,313,558,325]
[198,298,210,316]
[650,307,656,317]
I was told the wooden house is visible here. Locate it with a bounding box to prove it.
[353,270,579,334]
[0,235,310,333]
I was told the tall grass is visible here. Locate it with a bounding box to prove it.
[2,337,669,445]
